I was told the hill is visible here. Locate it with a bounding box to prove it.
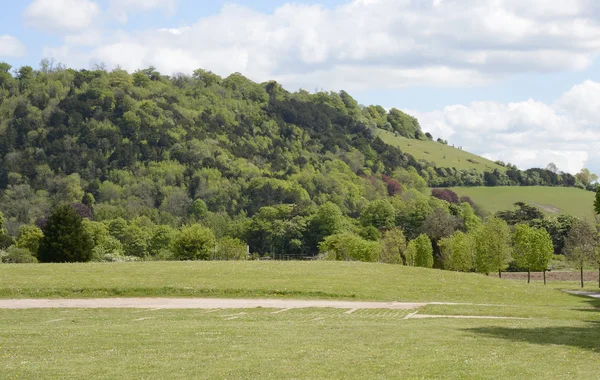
[376,129,506,172]
[449,186,597,220]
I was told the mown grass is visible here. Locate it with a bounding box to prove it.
[449,186,596,220]
[1,307,599,379]
[0,261,587,307]
[376,129,505,172]
[2,261,599,379]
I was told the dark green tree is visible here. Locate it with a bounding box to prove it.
[38,205,93,263]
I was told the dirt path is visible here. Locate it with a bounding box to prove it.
[0,298,428,310]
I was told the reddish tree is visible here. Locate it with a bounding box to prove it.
[431,188,459,204]
[382,175,403,196]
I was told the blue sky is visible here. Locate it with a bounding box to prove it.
[1,0,600,174]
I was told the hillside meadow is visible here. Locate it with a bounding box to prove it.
[376,129,506,172]
[448,186,597,220]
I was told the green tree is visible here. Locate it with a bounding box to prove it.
[411,234,434,268]
[512,224,554,284]
[0,211,14,249]
[474,218,512,276]
[360,199,396,230]
[440,231,475,272]
[380,227,407,265]
[216,237,248,260]
[38,205,93,263]
[319,233,380,262]
[595,187,600,215]
[15,225,44,256]
[564,220,596,288]
[174,224,216,261]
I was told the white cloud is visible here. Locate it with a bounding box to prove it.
[412,81,600,174]
[24,0,100,34]
[43,0,600,90]
[0,35,26,57]
[109,0,176,24]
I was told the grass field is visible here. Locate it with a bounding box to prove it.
[1,262,599,379]
[449,186,597,220]
[376,129,506,172]
[0,261,592,305]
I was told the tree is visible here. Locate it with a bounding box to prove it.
[38,205,93,263]
[411,234,434,268]
[512,224,554,284]
[360,199,396,230]
[174,224,216,261]
[440,231,475,272]
[474,218,512,276]
[15,225,44,256]
[545,162,558,174]
[380,228,407,265]
[595,187,600,215]
[216,237,248,260]
[496,202,544,225]
[319,233,380,262]
[592,244,600,289]
[564,220,596,288]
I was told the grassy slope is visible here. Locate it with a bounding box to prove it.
[376,129,506,172]
[449,186,596,220]
[1,261,599,379]
[0,261,591,307]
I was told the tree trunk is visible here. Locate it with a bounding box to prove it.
[498,269,501,278]
[581,266,584,288]
[543,270,546,285]
[527,269,530,284]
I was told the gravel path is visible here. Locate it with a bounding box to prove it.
[0,298,428,310]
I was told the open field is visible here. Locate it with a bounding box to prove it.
[1,262,599,379]
[376,129,506,172]
[0,261,591,306]
[449,186,597,220]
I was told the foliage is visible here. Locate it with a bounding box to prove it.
[360,199,396,230]
[38,205,93,263]
[431,189,459,204]
[512,224,554,274]
[563,220,596,270]
[380,227,407,264]
[411,234,434,268]
[216,237,248,261]
[595,187,600,215]
[496,202,544,225]
[440,231,475,272]
[174,224,216,261]
[15,225,43,255]
[318,233,380,262]
[0,246,38,263]
[473,218,512,275]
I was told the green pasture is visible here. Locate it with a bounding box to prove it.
[376,129,505,172]
[449,186,596,220]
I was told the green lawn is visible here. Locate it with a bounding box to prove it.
[0,261,590,307]
[1,261,599,379]
[376,129,506,172]
[449,186,596,220]
[1,307,599,379]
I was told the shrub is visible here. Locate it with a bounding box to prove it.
[174,224,216,260]
[1,247,38,264]
[318,232,380,262]
[431,189,459,204]
[38,205,94,263]
[380,228,407,265]
[15,225,44,256]
[216,237,248,260]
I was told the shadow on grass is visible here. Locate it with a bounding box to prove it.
[466,321,600,352]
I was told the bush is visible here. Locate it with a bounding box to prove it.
[410,234,434,268]
[174,224,216,260]
[1,247,38,264]
[318,233,380,262]
[216,237,248,260]
[15,225,44,256]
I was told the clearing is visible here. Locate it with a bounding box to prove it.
[449,186,596,220]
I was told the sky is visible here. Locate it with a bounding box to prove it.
[1,0,600,175]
